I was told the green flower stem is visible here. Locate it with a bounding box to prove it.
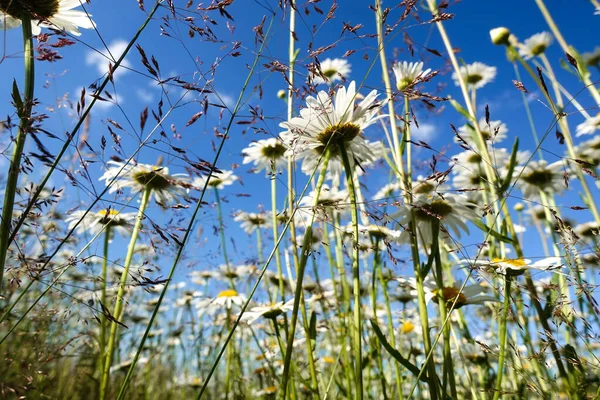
[339,145,363,400]
[271,168,286,303]
[534,0,600,106]
[513,63,543,160]
[431,221,457,399]
[214,188,231,271]
[377,260,404,398]
[97,226,112,384]
[100,187,152,400]
[280,151,330,399]
[493,275,512,400]
[0,16,35,291]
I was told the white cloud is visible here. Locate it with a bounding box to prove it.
[411,122,436,142]
[85,39,131,80]
[136,88,155,103]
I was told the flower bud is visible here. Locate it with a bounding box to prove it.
[277,89,286,100]
[490,27,511,46]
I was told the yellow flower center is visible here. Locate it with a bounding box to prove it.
[217,289,238,298]
[492,258,527,267]
[315,122,361,156]
[433,286,468,309]
[400,321,415,334]
[323,356,336,364]
[260,142,286,159]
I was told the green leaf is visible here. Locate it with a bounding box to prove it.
[472,219,514,244]
[370,319,429,383]
[449,98,472,121]
[309,310,317,342]
[12,80,23,117]
[500,137,519,193]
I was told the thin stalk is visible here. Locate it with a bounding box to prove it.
[339,145,363,400]
[97,226,112,383]
[215,188,231,269]
[100,187,152,400]
[280,150,330,399]
[0,16,34,291]
[271,169,286,303]
[493,276,512,400]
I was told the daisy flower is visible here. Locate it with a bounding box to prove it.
[0,0,95,36]
[582,46,600,67]
[574,221,600,245]
[391,61,432,91]
[65,208,136,238]
[516,160,566,198]
[452,62,496,89]
[280,81,384,179]
[211,289,247,309]
[309,58,351,85]
[241,299,295,324]
[456,117,508,148]
[394,193,479,243]
[575,114,600,136]
[99,161,190,206]
[242,137,287,173]
[489,27,511,46]
[518,32,553,59]
[464,256,563,276]
[193,169,238,190]
[421,280,500,309]
[234,211,272,234]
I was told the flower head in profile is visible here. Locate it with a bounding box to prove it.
[392,61,432,91]
[212,289,246,309]
[0,0,95,36]
[489,27,511,46]
[309,58,351,85]
[452,62,496,89]
[575,114,600,136]
[242,299,295,324]
[518,32,553,59]
[193,169,238,190]
[573,135,600,167]
[234,211,272,234]
[421,280,500,309]
[465,257,563,277]
[66,208,136,238]
[99,161,190,206]
[281,81,385,179]
[516,160,566,198]
[242,137,287,173]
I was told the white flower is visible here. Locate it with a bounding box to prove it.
[241,299,295,324]
[392,61,432,91]
[518,32,553,59]
[99,161,190,206]
[242,137,287,173]
[489,27,511,46]
[211,289,247,309]
[280,81,385,179]
[420,279,500,308]
[456,117,508,148]
[595,6,600,15]
[465,257,563,276]
[193,169,238,190]
[574,135,600,167]
[65,208,136,238]
[394,193,479,243]
[575,114,600,136]
[309,58,351,85]
[234,211,272,234]
[0,0,95,36]
[452,62,496,89]
[516,160,566,198]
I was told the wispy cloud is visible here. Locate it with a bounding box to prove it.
[85,39,131,80]
[411,122,437,142]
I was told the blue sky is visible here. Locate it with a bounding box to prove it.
[1,0,599,289]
